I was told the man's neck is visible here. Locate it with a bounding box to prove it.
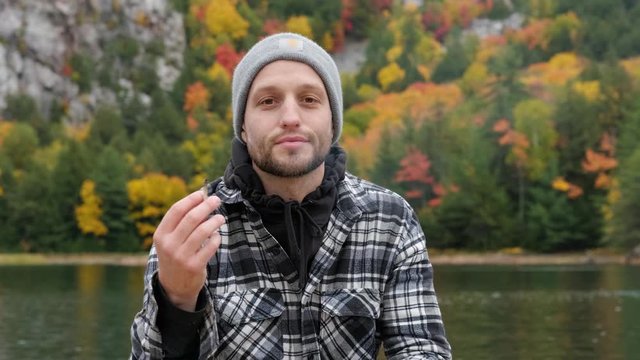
[253,163,325,202]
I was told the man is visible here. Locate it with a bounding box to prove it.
[130,32,451,360]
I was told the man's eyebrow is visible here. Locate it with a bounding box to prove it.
[297,83,326,92]
[250,82,326,96]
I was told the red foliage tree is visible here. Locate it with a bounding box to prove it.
[395,147,435,185]
[394,147,445,207]
[215,43,243,76]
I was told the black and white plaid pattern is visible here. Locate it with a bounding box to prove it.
[130,173,451,359]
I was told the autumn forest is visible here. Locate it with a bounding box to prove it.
[1,0,640,253]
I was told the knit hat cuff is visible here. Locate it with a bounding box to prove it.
[231,33,343,144]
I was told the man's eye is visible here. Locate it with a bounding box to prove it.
[259,98,275,105]
[303,96,318,104]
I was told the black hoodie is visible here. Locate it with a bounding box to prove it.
[155,139,347,359]
[223,138,347,289]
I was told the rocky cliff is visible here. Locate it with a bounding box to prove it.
[0,0,185,124]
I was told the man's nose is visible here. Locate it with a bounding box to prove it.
[279,97,301,128]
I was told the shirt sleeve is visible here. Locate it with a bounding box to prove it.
[153,274,206,359]
[379,204,452,360]
[129,246,220,360]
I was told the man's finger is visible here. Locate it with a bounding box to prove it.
[195,228,222,265]
[181,214,225,255]
[172,196,221,244]
[155,191,206,236]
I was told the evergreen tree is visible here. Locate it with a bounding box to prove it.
[133,131,194,179]
[2,122,39,170]
[606,148,640,250]
[369,125,403,193]
[89,106,127,146]
[431,32,471,84]
[525,185,600,252]
[145,90,186,145]
[429,127,515,250]
[618,96,640,161]
[48,141,93,250]
[486,43,528,121]
[356,26,393,86]
[6,162,62,251]
[0,152,17,249]
[554,90,601,178]
[3,94,50,144]
[93,146,138,251]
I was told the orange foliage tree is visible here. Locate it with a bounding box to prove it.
[582,137,618,190]
[183,81,210,131]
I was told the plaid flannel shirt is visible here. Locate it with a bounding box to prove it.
[130,173,451,359]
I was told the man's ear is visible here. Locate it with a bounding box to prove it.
[241,127,247,143]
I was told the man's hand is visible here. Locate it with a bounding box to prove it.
[154,190,225,311]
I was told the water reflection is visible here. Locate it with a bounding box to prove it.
[436,265,640,360]
[0,264,637,359]
[0,265,144,360]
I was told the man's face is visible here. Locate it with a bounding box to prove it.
[242,60,333,178]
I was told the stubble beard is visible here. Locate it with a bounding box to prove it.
[249,137,329,178]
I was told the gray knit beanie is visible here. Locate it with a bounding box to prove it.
[232,32,343,144]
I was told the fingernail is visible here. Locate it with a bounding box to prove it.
[201,181,209,200]
[207,195,219,205]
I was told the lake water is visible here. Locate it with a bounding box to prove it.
[0,264,638,359]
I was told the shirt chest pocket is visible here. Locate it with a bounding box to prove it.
[214,288,285,359]
[319,288,381,359]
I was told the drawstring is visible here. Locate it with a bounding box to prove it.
[283,202,323,289]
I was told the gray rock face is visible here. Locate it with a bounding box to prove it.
[465,13,525,39]
[0,0,185,124]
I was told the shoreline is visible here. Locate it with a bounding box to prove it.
[0,251,637,266]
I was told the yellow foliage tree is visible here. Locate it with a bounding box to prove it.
[475,35,506,64]
[0,121,14,145]
[203,0,249,40]
[386,45,403,63]
[342,82,463,175]
[529,0,557,18]
[321,31,334,52]
[207,62,231,84]
[384,5,443,84]
[286,16,314,40]
[75,179,108,237]
[442,0,486,27]
[378,62,405,91]
[520,52,584,88]
[414,36,444,81]
[512,99,558,180]
[546,12,582,47]
[181,132,219,174]
[65,123,90,142]
[127,173,188,249]
[461,61,491,95]
[572,80,601,102]
[620,56,640,81]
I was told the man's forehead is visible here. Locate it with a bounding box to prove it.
[250,61,326,92]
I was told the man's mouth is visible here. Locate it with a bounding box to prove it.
[275,135,307,144]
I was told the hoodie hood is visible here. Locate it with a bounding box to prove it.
[223,138,346,288]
